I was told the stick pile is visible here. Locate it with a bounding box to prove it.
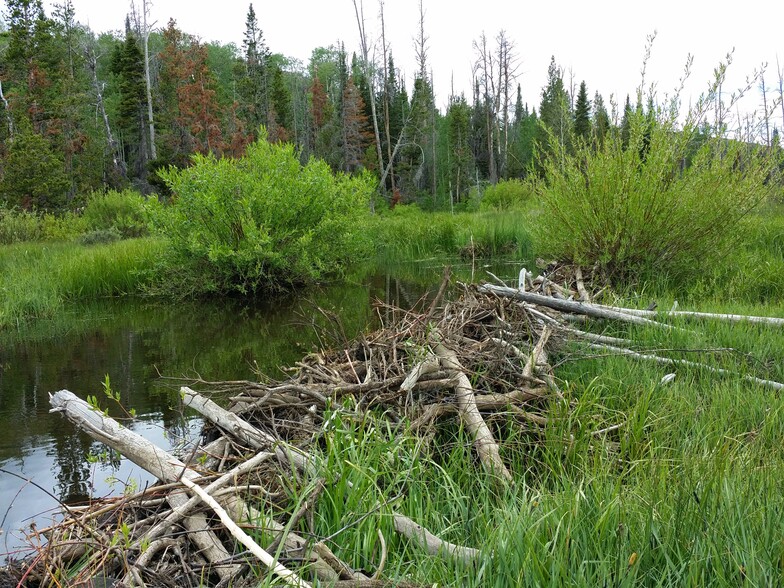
[4,267,782,587]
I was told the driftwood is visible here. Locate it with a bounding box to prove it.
[432,332,513,483]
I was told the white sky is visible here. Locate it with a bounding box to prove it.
[29,0,784,125]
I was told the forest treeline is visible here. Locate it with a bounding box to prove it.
[0,0,782,212]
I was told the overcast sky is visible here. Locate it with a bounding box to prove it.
[30,0,784,125]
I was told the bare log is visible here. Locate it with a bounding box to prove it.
[432,335,513,482]
[523,325,552,378]
[181,387,315,474]
[479,284,673,330]
[587,343,784,391]
[400,355,440,393]
[49,390,239,581]
[393,514,481,564]
[594,304,784,327]
[177,475,312,588]
[575,267,590,302]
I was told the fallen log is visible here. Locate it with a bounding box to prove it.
[181,386,315,475]
[586,343,784,391]
[393,514,481,565]
[478,284,673,330]
[594,304,784,327]
[432,332,513,483]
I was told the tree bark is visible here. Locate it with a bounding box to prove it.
[142,0,157,160]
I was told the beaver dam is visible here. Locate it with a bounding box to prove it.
[3,267,783,587]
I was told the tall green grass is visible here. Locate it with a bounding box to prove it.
[0,238,166,327]
[371,206,534,262]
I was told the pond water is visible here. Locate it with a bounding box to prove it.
[0,261,523,562]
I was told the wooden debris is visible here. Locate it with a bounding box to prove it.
[18,266,784,587]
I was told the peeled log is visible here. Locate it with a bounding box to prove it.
[49,390,239,581]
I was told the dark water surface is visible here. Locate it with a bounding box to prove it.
[0,261,521,561]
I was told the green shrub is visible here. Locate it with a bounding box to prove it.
[82,189,150,238]
[0,207,43,243]
[156,129,373,295]
[535,82,775,284]
[79,227,122,245]
[41,212,88,241]
[480,178,535,211]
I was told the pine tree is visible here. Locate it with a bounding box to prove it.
[592,91,610,149]
[573,81,591,144]
[620,94,633,149]
[446,94,473,203]
[238,3,269,140]
[1,120,69,209]
[340,76,371,172]
[537,56,572,165]
[111,24,148,178]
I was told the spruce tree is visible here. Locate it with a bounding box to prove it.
[537,56,572,166]
[620,95,633,149]
[573,81,591,144]
[592,91,611,149]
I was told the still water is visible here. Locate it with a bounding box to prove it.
[0,261,520,562]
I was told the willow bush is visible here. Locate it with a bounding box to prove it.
[536,79,777,285]
[156,130,373,296]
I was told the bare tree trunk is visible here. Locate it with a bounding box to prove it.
[760,64,770,147]
[778,57,784,133]
[87,46,125,178]
[142,0,157,160]
[474,33,497,184]
[351,0,384,205]
[379,0,395,192]
[0,80,13,138]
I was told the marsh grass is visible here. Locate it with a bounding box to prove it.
[0,238,165,327]
[371,207,533,262]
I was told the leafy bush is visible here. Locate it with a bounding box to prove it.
[156,130,373,295]
[536,87,775,284]
[0,207,43,243]
[480,178,535,211]
[83,190,150,238]
[41,212,88,241]
[79,227,122,246]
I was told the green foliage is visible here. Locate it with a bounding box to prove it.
[535,94,776,284]
[82,189,150,238]
[0,206,87,244]
[370,205,533,261]
[480,178,535,211]
[0,124,70,210]
[0,206,43,243]
[155,129,373,295]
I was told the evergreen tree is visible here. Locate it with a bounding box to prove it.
[268,63,292,142]
[592,91,610,149]
[238,3,269,140]
[340,76,371,172]
[573,81,591,144]
[620,94,633,149]
[0,120,69,209]
[508,84,537,177]
[111,23,148,179]
[537,56,572,166]
[446,94,473,203]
